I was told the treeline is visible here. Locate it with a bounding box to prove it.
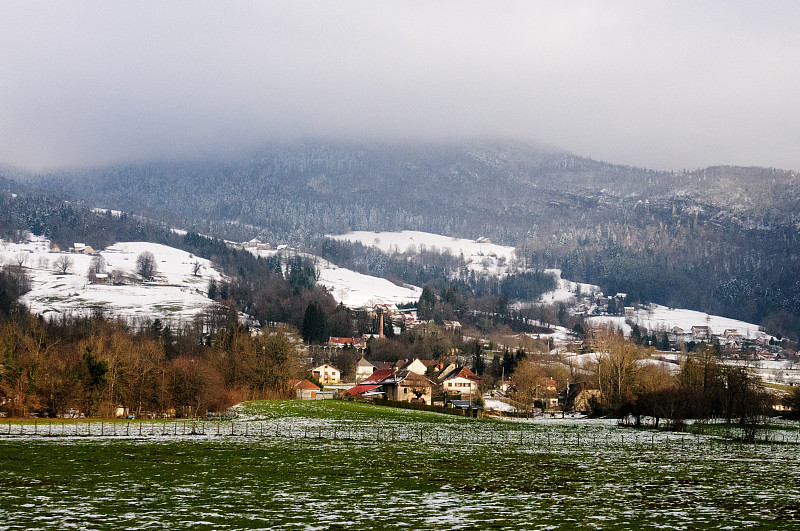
[0,285,306,418]
[564,330,780,440]
[514,197,800,342]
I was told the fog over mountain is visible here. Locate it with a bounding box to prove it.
[2,2,800,171]
[0,138,792,341]
[2,2,800,337]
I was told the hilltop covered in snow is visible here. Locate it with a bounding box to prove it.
[0,236,224,323]
[329,230,518,276]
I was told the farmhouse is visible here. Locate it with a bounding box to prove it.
[440,366,481,399]
[443,320,462,335]
[346,368,433,403]
[691,325,711,342]
[724,329,743,342]
[311,364,341,384]
[381,370,434,404]
[355,357,376,382]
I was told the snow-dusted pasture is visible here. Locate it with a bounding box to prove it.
[2,401,799,529]
[632,304,763,338]
[585,315,634,335]
[586,306,765,341]
[0,236,223,323]
[329,230,518,275]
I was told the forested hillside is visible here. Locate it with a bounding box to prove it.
[6,139,800,338]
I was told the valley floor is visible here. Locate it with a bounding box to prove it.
[1,401,799,529]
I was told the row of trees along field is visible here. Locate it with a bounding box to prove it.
[0,299,307,419]
[513,328,800,440]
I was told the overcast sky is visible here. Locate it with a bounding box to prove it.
[2,1,799,171]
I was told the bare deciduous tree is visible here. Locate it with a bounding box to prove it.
[136,251,157,281]
[91,255,106,274]
[54,255,73,275]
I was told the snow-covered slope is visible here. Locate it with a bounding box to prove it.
[537,269,601,303]
[244,246,422,308]
[316,264,422,308]
[1,236,223,323]
[631,304,762,338]
[329,230,517,275]
[586,306,764,340]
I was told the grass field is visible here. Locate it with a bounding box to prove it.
[2,401,800,529]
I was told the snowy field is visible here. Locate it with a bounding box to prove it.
[0,236,223,323]
[585,315,633,335]
[316,263,422,308]
[632,304,764,338]
[2,401,800,530]
[329,230,518,275]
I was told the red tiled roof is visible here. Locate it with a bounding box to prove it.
[328,337,365,347]
[345,384,384,395]
[441,366,481,382]
[290,379,320,391]
[362,369,396,385]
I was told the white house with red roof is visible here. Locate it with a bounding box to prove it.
[439,366,481,399]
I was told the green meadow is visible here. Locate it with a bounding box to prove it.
[1,401,799,529]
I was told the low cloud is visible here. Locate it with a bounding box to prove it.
[1,1,799,171]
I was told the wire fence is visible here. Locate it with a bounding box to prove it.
[2,419,799,450]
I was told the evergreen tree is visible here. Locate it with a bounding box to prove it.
[418,285,437,321]
[301,301,328,344]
